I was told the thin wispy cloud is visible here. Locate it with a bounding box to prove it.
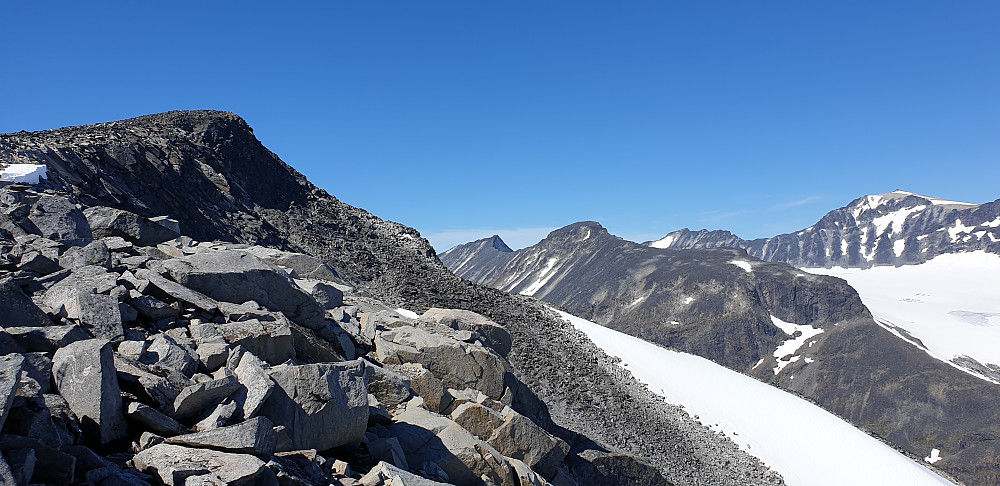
[771,195,824,210]
[423,227,558,252]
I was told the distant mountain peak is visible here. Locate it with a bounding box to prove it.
[487,234,513,252]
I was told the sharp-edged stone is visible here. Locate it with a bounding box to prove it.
[51,339,127,443]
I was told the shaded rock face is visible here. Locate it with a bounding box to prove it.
[647,190,1000,268]
[51,339,127,443]
[0,111,790,486]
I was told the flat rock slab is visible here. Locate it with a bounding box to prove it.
[83,206,180,246]
[420,308,513,358]
[133,443,276,486]
[136,269,219,314]
[51,339,127,443]
[166,416,277,455]
[260,360,368,452]
[4,325,90,352]
[173,375,240,421]
[0,281,52,327]
[162,251,326,329]
[0,354,26,431]
[126,402,188,437]
[27,194,92,243]
[359,461,450,486]
[375,325,510,400]
[231,351,275,421]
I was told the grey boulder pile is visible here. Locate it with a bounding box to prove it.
[0,185,572,485]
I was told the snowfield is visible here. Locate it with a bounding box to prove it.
[804,251,1000,379]
[557,309,955,486]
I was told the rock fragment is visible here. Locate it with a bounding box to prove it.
[51,339,127,443]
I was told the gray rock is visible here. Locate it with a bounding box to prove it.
[486,408,569,479]
[0,280,52,327]
[126,402,188,436]
[3,325,90,352]
[133,443,276,486]
[196,341,230,372]
[40,265,118,318]
[240,247,341,282]
[294,279,344,309]
[450,402,506,442]
[83,206,180,246]
[0,436,77,485]
[19,352,51,395]
[59,239,110,270]
[140,334,198,377]
[114,355,191,410]
[135,269,219,313]
[366,436,409,470]
[318,321,357,360]
[375,325,510,399]
[3,448,34,486]
[76,293,124,341]
[231,350,275,421]
[0,354,26,431]
[215,319,294,365]
[359,461,450,486]
[18,250,62,275]
[365,364,412,412]
[116,339,147,359]
[129,294,178,321]
[389,406,516,486]
[27,194,92,243]
[162,251,326,329]
[172,375,240,420]
[509,457,553,486]
[51,339,127,443]
[389,363,452,414]
[193,397,238,431]
[260,360,369,452]
[166,416,277,455]
[420,308,513,358]
[267,450,336,486]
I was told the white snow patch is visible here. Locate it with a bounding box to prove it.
[650,234,676,249]
[804,251,1000,382]
[729,260,753,273]
[840,238,849,257]
[984,217,1000,228]
[852,195,886,219]
[974,230,986,240]
[683,296,695,305]
[395,308,419,319]
[872,205,926,236]
[752,358,764,370]
[925,449,942,464]
[893,239,906,257]
[0,164,47,184]
[557,309,956,486]
[947,219,976,242]
[770,315,825,375]
[804,357,815,364]
[629,296,645,307]
[917,234,929,240]
[520,257,559,296]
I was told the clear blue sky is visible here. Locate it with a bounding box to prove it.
[3,2,998,250]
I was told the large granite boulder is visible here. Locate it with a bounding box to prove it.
[375,325,510,399]
[83,206,180,246]
[51,339,127,443]
[0,281,52,327]
[420,308,513,358]
[133,443,277,486]
[259,360,368,452]
[27,194,92,243]
[162,251,326,329]
[389,406,517,486]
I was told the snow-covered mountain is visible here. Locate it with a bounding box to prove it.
[558,309,956,486]
[441,222,1000,485]
[649,190,1000,268]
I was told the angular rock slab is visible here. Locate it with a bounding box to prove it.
[0,353,26,431]
[375,325,510,399]
[389,407,517,486]
[260,360,368,452]
[0,281,52,327]
[230,350,275,421]
[420,308,513,358]
[172,375,240,420]
[27,194,92,243]
[83,206,180,246]
[133,443,276,486]
[162,251,326,329]
[359,461,451,486]
[166,416,277,455]
[51,339,127,443]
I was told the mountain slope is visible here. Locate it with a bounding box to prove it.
[649,190,1000,268]
[1,111,784,486]
[442,222,1000,485]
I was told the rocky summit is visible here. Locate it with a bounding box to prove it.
[0,111,787,486]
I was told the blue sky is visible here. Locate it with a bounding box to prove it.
[2,2,998,250]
